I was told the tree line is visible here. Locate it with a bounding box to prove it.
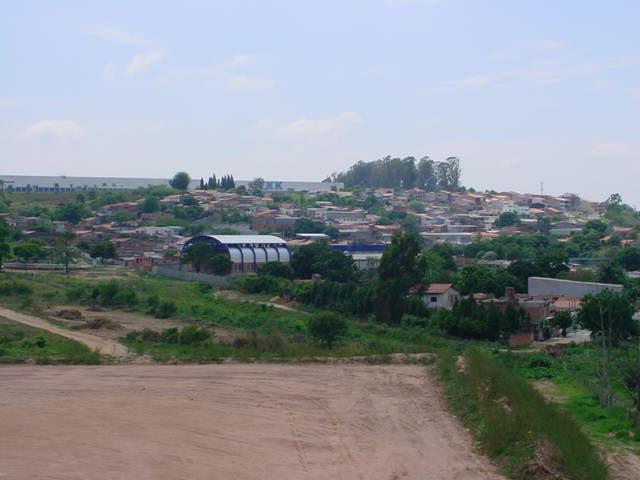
[199,174,235,190]
[331,155,462,190]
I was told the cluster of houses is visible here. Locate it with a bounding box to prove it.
[2,184,625,273]
[420,277,625,345]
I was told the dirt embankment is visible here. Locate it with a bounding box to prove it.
[0,364,506,480]
[0,306,128,358]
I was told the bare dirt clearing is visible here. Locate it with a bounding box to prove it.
[0,364,506,480]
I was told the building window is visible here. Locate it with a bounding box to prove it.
[430,296,437,303]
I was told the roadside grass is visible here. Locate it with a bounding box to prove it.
[496,347,640,450]
[0,318,101,364]
[437,347,608,480]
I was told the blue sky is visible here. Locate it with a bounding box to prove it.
[2,1,639,204]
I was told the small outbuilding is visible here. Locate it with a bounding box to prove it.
[421,284,460,310]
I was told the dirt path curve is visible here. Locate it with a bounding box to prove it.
[0,306,128,358]
[0,364,506,480]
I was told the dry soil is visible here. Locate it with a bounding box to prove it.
[0,364,506,480]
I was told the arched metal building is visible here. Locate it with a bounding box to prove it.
[180,235,291,273]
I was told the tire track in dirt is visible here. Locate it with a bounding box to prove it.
[0,306,128,358]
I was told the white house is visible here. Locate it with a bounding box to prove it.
[421,284,460,310]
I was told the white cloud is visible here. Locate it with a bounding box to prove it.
[89,26,152,47]
[23,120,86,143]
[103,62,118,80]
[265,112,362,137]
[230,53,255,67]
[219,73,272,89]
[450,62,600,90]
[126,50,165,76]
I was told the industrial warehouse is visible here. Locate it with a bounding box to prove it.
[180,234,291,273]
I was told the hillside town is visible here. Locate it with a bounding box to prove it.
[2,171,639,348]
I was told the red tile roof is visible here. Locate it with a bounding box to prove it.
[424,283,456,294]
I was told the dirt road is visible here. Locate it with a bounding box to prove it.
[0,306,128,358]
[0,364,505,480]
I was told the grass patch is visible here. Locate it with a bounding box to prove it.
[5,272,448,359]
[437,347,608,480]
[0,318,101,364]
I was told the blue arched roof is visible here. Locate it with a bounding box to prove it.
[181,234,288,254]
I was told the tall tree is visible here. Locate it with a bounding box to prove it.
[0,222,11,269]
[417,156,437,190]
[445,156,461,189]
[55,231,77,274]
[376,232,422,323]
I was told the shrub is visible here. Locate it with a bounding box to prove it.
[154,300,177,319]
[178,325,211,345]
[69,281,138,309]
[0,278,33,296]
[308,312,348,348]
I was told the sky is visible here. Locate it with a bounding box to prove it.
[2,0,640,205]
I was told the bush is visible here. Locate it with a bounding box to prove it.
[155,301,177,319]
[69,281,138,309]
[258,262,293,279]
[243,329,290,354]
[236,274,292,296]
[0,278,33,296]
[308,312,348,348]
[178,325,211,345]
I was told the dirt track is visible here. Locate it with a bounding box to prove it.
[0,364,505,480]
[0,306,128,358]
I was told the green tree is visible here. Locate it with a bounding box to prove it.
[89,240,117,261]
[495,212,521,228]
[578,290,636,344]
[598,262,626,285]
[54,231,77,274]
[258,262,293,278]
[615,247,640,271]
[141,196,160,213]
[207,253,232,276]
[290,242,356,281]
[170,171,191,191]
[0,222,10,269]
[376,232,422,324]
[554,311,573,337]
[180,242,232,275]
[112,211,133,224]
[248,177,265,196]
[52,203,88,224]
[308,312,348,348]
[537,216,552,235]
[13,241,43,262]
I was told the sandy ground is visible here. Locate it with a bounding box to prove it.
[0,364,506,480]
[0,306,128,358]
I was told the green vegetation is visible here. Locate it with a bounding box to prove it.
[497,345,640,450]
[335,155,461,190]
[438,348,608,480]
[308,312,348,348]
[181,242,232,275]
[1,271,443,362]
[0,318,100,364]
[169,171,191,191]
